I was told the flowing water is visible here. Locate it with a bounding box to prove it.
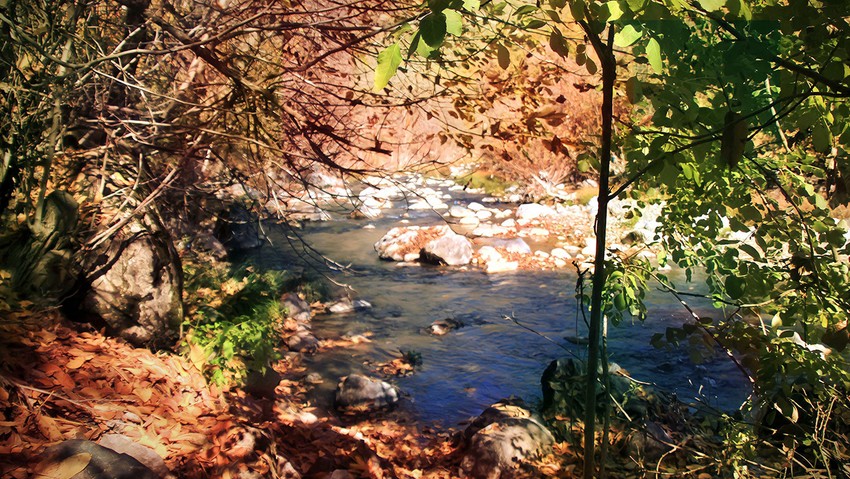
[250,190,750,427]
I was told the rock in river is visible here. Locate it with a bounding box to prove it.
[334,374,400,413]
[420,231,473,266]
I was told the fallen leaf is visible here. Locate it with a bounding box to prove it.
[36,415,64,442]
[66,357,88,370]
[135,386,153,403]
[34,452,91,479]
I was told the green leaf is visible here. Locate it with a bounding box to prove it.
[374,43,403,92]
[421,13,447,48]
[515,4,538,16]
[659,161,679,187]
[725,275,745,300]
[410,31,436,58]
[812,122,832,152]
[524,19,547,29]
[625,76,642,103]
[444,9,463,35]
[698,0,725,11]
[603,1,624,21]
[586,57,598,75]
[570,0,586,20]
[549,28,570,58]
[497,43,511,69]
[614,24,642,47]
[646,37,662,74]
[463,0,480,10]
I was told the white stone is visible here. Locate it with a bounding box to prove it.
[459,216,481,226]
[486,260,519,273]
[476,210,493,220]
[516,203,556,220]
[501,218,516,228]
[449,205,474,218]
[468,202,486,211]
[526,227,550,237]
[550,248,571,259]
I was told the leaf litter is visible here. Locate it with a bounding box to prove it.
[1,307,577,478]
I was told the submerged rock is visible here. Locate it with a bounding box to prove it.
[334,374,400,413]
[427,317,464,336]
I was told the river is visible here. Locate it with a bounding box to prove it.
[249,185,750,427]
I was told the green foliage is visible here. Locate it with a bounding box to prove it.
[183,266,293,386]
[399,349,423,367]
[455,170,513,195]
[382,0,850,473]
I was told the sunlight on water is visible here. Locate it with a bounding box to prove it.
[251,202,750,427]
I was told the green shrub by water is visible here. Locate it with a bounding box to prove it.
[182,264,327,386]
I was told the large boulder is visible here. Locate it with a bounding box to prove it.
[420,231,473,266]
[460,400,555,479]
[81,223,183,348]
[375,225,473,265]
[36,439,161,479]
[214,203,264,251]
[334,374,399,413]
[374,226,423,261]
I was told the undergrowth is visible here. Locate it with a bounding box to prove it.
[181,260,328,386]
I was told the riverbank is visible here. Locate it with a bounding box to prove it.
[0,302,586,478]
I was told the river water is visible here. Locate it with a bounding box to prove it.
[250,189,750,427]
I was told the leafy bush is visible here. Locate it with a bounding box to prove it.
[182,264,323,386]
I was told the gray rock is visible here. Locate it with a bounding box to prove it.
[285,330,319,353]
[281,292,312,322]
[449,205,474,218]
[334,374,399,413]
[427,317,463,336]
[98,434,169,478]
[420,233,473,266]
[460,400,555,479]
[37,439,160,479]
[82,225,182,348]
[214,204,264,251]
[327,298,371,314]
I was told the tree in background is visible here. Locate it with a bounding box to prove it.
[378,0,850,475]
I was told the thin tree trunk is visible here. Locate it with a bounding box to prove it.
[581,23,616,479]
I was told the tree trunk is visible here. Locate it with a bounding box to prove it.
[581,24,616,479]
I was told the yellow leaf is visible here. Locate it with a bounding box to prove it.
[35,452,92,479]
